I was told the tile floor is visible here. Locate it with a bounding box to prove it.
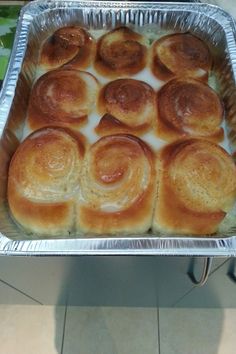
[0,304,235,354]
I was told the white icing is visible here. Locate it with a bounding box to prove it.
[132,67,163,91]
[80,111,100,144]
[142,131,166,151]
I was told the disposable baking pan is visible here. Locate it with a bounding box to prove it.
[0,0,236,256]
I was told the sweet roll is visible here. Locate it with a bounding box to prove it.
[153,138,236,235]
[156,78,223,142]
[8,127,85,236]
[151,33,212,81]
[94,27,147,77]
[96,79,156,135]
[27,69,99,132]
[77,134,157,234]
[39,26,94,71]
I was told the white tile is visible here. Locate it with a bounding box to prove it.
[0,305,65,354]
[159,308,236,354]
[63,307,159,354]
[217,309,236,354]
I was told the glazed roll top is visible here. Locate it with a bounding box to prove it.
[27,69,99,132]
[77,134,157,235]
[39,26,94,71]
[94,26,147,77]
[96,78,156,135]
[8,127,85,235]
[151,33,212,81]
[156,78,224,142]
[153,139,236,235]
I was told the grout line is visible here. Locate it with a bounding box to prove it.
[172,258,230,307]
[60,305,68,354]
[210,258,229,276]
[157,307,161,354]
[0,278,43,305]
[172,286,195,307]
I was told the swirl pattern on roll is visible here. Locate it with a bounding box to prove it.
[94,27,147,77]
[153,139,236,235]
[77,134,156,235]
[96,79,156,135]
[39,26,94,71]
[151,33,212,81]
[27,69,99,132]
[8,127,85,236]
[156,78,224,142]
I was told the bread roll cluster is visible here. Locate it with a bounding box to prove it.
[7,25,236,237]
[8,129,156,236]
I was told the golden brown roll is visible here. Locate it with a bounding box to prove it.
[77,134,157,235]
[94,27,147,78]
[153,139,236,235]
[8,127,85,236]
[27,69,99,132]
[39,26,94,71]
[96,79,156,135]
[156,78,224,142]
[151,33,212,82]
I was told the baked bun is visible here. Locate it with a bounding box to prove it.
[8,127,85,236]
[151,33,212,81]
[77,134,156,235]
[96,79,155,135]
[27,69,99,132]
[94,27,147,78]
[153,139,236,235]
[39,26,94,71]
[156,78,224,142]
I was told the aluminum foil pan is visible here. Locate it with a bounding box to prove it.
[0,0,236,256]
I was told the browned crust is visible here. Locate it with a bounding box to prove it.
[97,79,154,115]
[95,114,151,136]
[40,26,95,71]
[153,138,236,235]
[8,183,74,235]
[156,116,224,143]
[78,184,155,235]
[96,78,155,135]
[156,78,224,142]
[151,53,175,82]
[9,126,86,172]
[27,69,98,132]
[154,182,225,235]
[94,27,147,78]
[77,134,157,235]
[151,33,212,82]
[91,133,155,165]
[7,127,86,235]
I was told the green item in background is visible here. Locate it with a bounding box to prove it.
[0,56,9,80]
[0,25,16,49]
[0,5,21,82]
[0,5,21,19]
